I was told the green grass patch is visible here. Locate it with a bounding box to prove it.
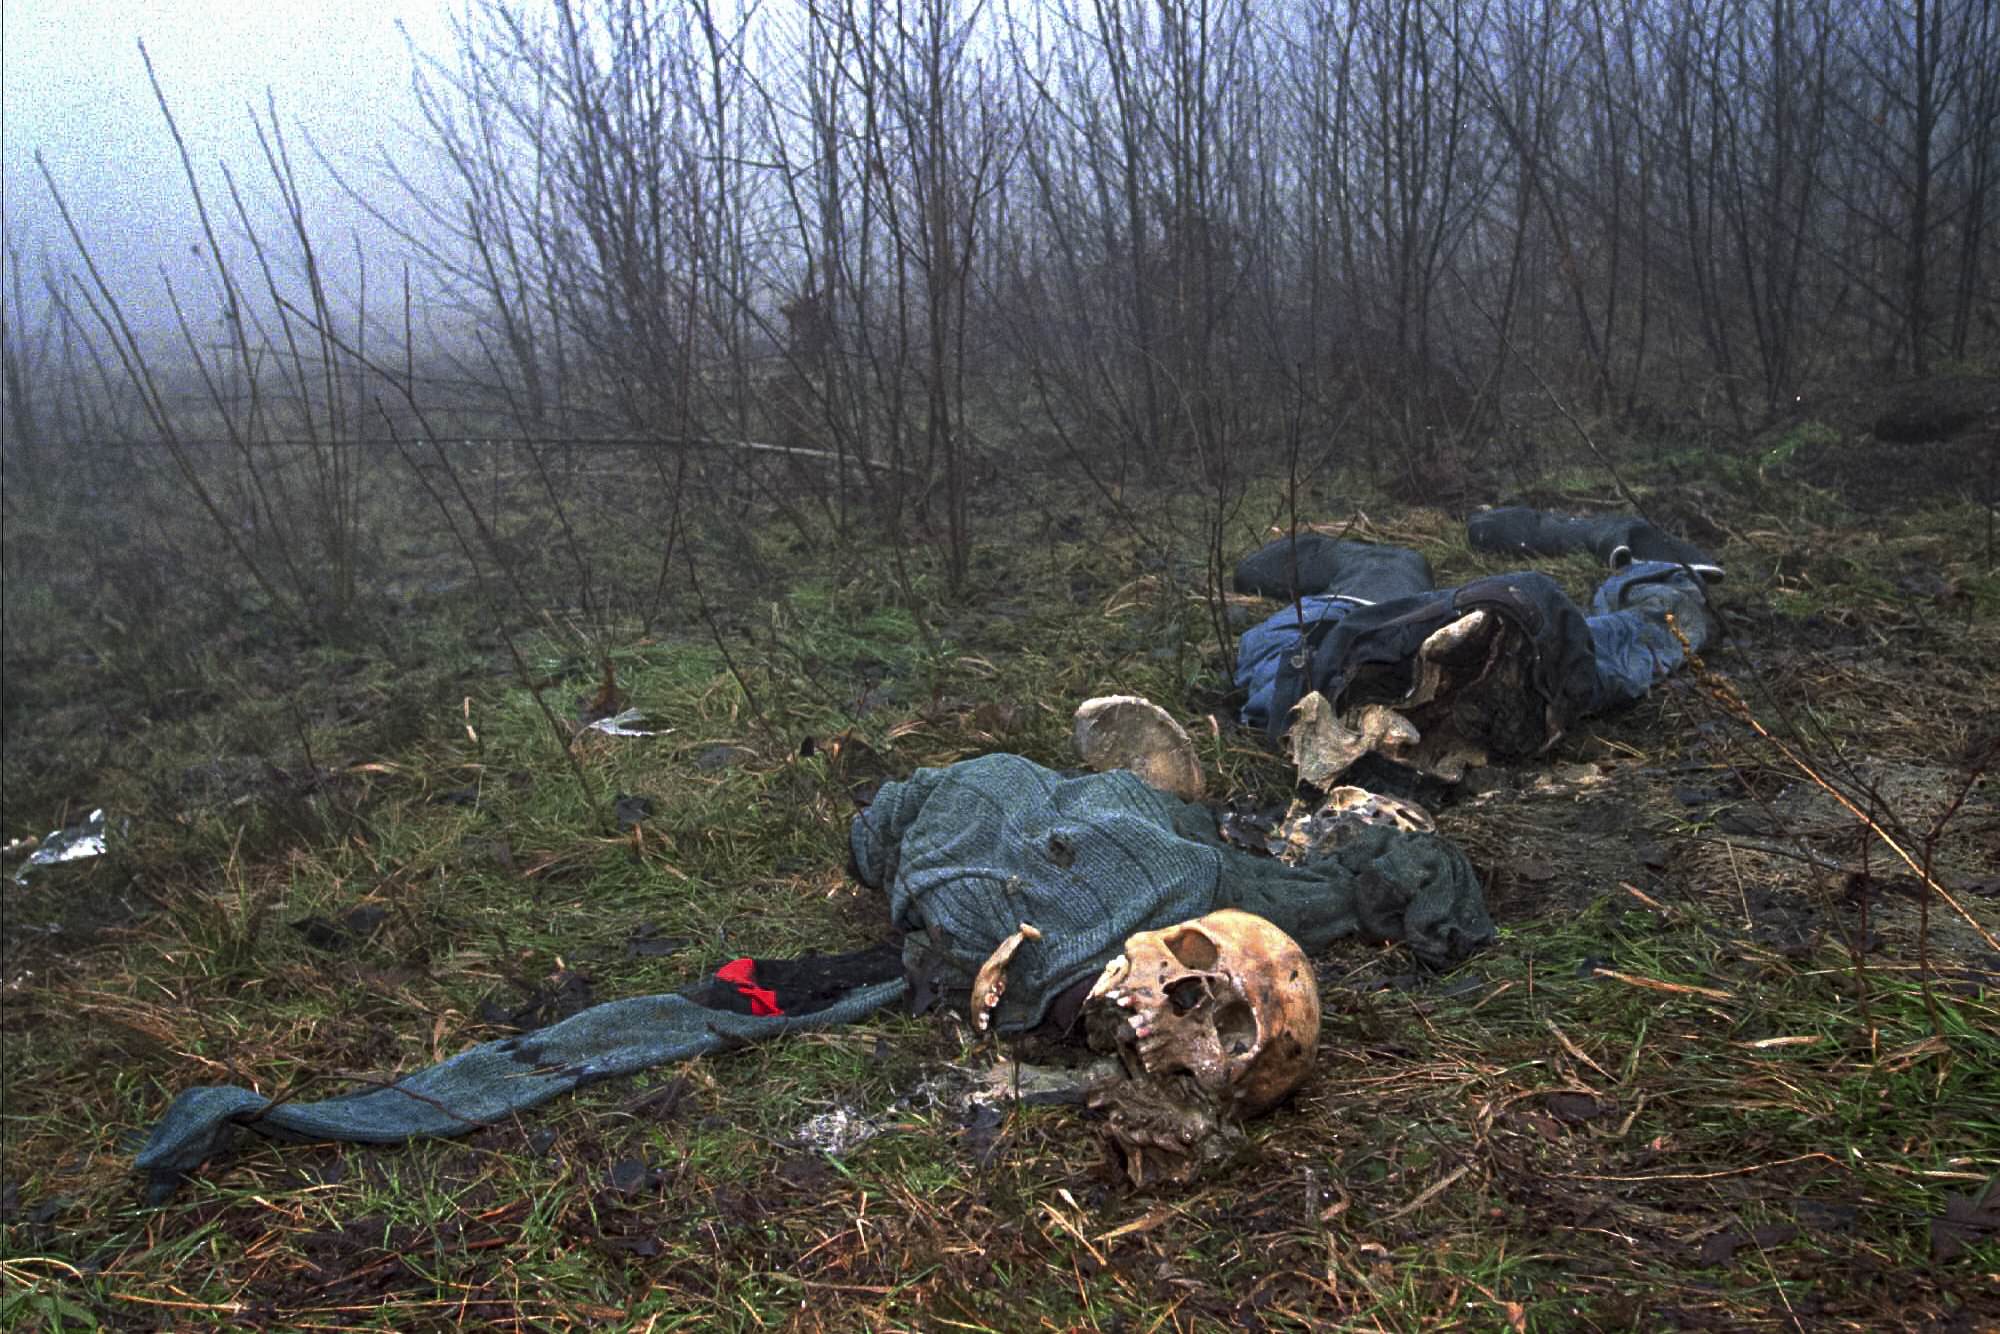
[3,446,1996,1328]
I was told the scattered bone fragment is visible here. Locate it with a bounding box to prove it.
[1404,608,1496,710]
[1318,785,1434,831]
[1073,695,1206,801]
[1273,787,1435,863]
[1287,610,1499,786]
[968,1057,1119,1106]
[970,922,1042,1033]
[1290,692,1418,787]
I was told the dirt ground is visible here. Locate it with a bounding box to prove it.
[1,406,1996,1329]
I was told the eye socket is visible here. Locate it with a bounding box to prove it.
[1214,998,1258,1055]
[1161,927,1219,971]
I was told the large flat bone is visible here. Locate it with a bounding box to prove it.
[1073,695,1206,801]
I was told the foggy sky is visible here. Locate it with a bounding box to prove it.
[3,0,467,341]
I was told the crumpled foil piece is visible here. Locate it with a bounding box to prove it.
[13,809,108,885]
[586,708,666,737]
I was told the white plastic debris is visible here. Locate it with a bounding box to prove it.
[13,809,108,885]
[793,1105,891,1155]
[586,709,667,738]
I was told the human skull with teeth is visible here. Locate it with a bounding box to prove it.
[1083,909,1321,1185]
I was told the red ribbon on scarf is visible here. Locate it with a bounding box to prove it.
[714,958,783,1016]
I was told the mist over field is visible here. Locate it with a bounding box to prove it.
[3,0,461,347]
[8,0,1997,434]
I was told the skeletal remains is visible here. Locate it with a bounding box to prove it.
[1043,693,1396,1183]
[1082,909,1321,1185]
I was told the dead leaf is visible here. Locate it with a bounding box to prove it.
[1931,1177,2000,1261]
[1791,1199,1858,1233]
[1518,1110,1564,1142]
[1545,1092,1607,1124]
[1697,1223,1797,1268]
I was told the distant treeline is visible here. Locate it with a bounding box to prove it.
[5,0,1997,585]
[390,0,1996,459]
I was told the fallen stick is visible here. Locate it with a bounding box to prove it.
[1590,968,1735,1003]
[152,432,926,476]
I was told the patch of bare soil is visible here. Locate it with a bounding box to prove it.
[1817,434,1996,515]
[1869,375,2000,445]
[1435,619,1997,976]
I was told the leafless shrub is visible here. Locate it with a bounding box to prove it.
[33,44,389,636]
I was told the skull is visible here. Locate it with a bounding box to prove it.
[1083,910,1321,1184]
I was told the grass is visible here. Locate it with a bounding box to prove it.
[3,433,1998,1330]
